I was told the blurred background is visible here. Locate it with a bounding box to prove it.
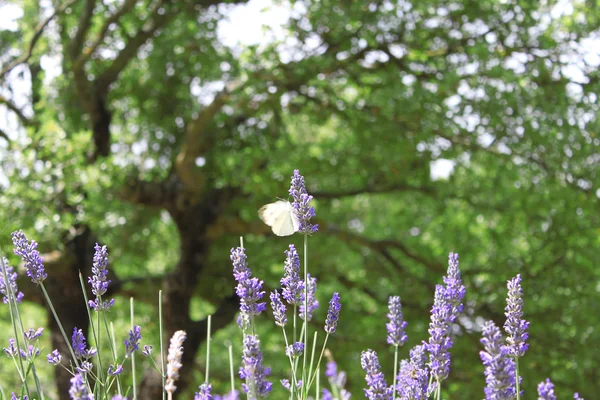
[0,0,598,398]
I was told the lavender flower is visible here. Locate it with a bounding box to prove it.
[479,321,517,400]
[299,274,319,321]
[361,349,391,400]
[537,379,556,400]
[231,247,266,319]
[395,344,431,400]
[285,342,304,358]
[142,344,153,356]
[325,361,351,399]
[69,373,93,399]
[504,274,529,358]
[11,230,47,284]
[165,330,187,395]
[325,292,341,334]
[281,244,304,306]
[125,325,142,358]
[47,349,62,365]
[195,383,213,400]
[239,334,272,398]
[221,390,239,400]
[574,393,584,399]
[24,328,44,342]
[270,291,287,326]
[4,338,17,357]
[11,394,28,400]
[19,345,40,359]
[289,170,318,234]
[322,388,333,400]
[0,259,24,304]
[72,328,96,359]
[387,296,407,347]
[112,396,128,400]
[108,364,123,376]
[425,285,453,381]
[443,252,465,321]
[76,361,93,373]
[281,379,302,391]
[88,244,115,311]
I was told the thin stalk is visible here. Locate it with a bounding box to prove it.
[307,331,318,392]
[39,283,80,369]
[515,358,520,400]
[392,345,399,400]
[108,322,122,395]
[205,315,212,383]
[130,298,137,400]
[281,327,298,397]
[302,234,308,399]
[228,343,235,395]
[316,367,320,400]
[79,273,104,396]
[159,290,166,400]
[307,334,329,390]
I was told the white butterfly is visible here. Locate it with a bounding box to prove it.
[258,200,300,236]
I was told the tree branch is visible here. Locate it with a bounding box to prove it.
[0,95,34,126]
[313,182,437,199]
[69,0,96,60]
[0,0,77,81]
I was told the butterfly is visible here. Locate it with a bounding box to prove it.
[258,200,300,236]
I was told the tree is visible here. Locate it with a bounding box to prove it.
[0,0,598,398]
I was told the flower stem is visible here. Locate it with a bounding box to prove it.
[302,234,308,399]
[515,357,520,400]
[131,298,137,400]
[205,315,212,383]
[159,290,166,400]
[228,342,235,395]
[392,345,399,400]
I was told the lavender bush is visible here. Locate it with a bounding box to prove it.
[0,170,588,399]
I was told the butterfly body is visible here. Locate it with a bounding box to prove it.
[258,200,300,236]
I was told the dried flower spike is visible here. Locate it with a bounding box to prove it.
[504,274,529,358]
[165,330,187,395]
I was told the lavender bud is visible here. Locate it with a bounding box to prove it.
[108,364,123,376]
[285,342,304,358]
[72,328,96,360]
[0,258,24,304]
[165,330,187,395]
[239,335,272,398]
[24,327,44,342]
[299,274,319,321]
[195,383,213,400]
[289,170,318,234]
[270,291,287,326]
[11,230,47,284]
[3,338,17,357]
[47,349,62,365]
[479,320,517,400]
[281,245,304,306]
[504,274,529,358]
[537,379,556,400]
[88,244,115,311]
[69,373,93,400]
[76,361,93,373]
[142,344,153,356]
[125,325,142,358]
[325,292,341,334]
[386,296,407,347]
[360,349,391,400]
[395,344,431,400]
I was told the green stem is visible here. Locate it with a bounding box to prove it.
[302,234,308,399]
[130,298,137,400]
[108,321,122,395]
[228,343,235,395]
[206,315,212,383]
[307,333,329,391]
[281,328,298,399]
[159,290,166,400]
[515,357,520,400]
[392,345,399,400]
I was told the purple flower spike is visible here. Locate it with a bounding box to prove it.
[325,292,341,334]
[47,349,62,365]
[289,170,318,234]
[108,364,123,376]
[195,383,213,400]
[426,285,453,381]
[480,321,517,400]
[386,296,407,347]
[11,393,28,400]
[125,325,142,358]
[24,327,44,341]
[361,350,391,400]
[299,274,319,321]
[443,252,465,321]
[88,244,115,311]
[0,258,24,304]
[72,328,96,360]
[281,245,304,306]
[537,378,556,400]
[231,247,266,321]
[69,373,93,400]
[11,230,47,284]
[395,344,431,400]
[239,335,272,398]
[285,342,304,358]
[574,393,584,399]
[3,338,17,357]
[504,274,529,358]
[270,291,287,327]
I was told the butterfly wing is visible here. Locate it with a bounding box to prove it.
[258,200,297,236]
